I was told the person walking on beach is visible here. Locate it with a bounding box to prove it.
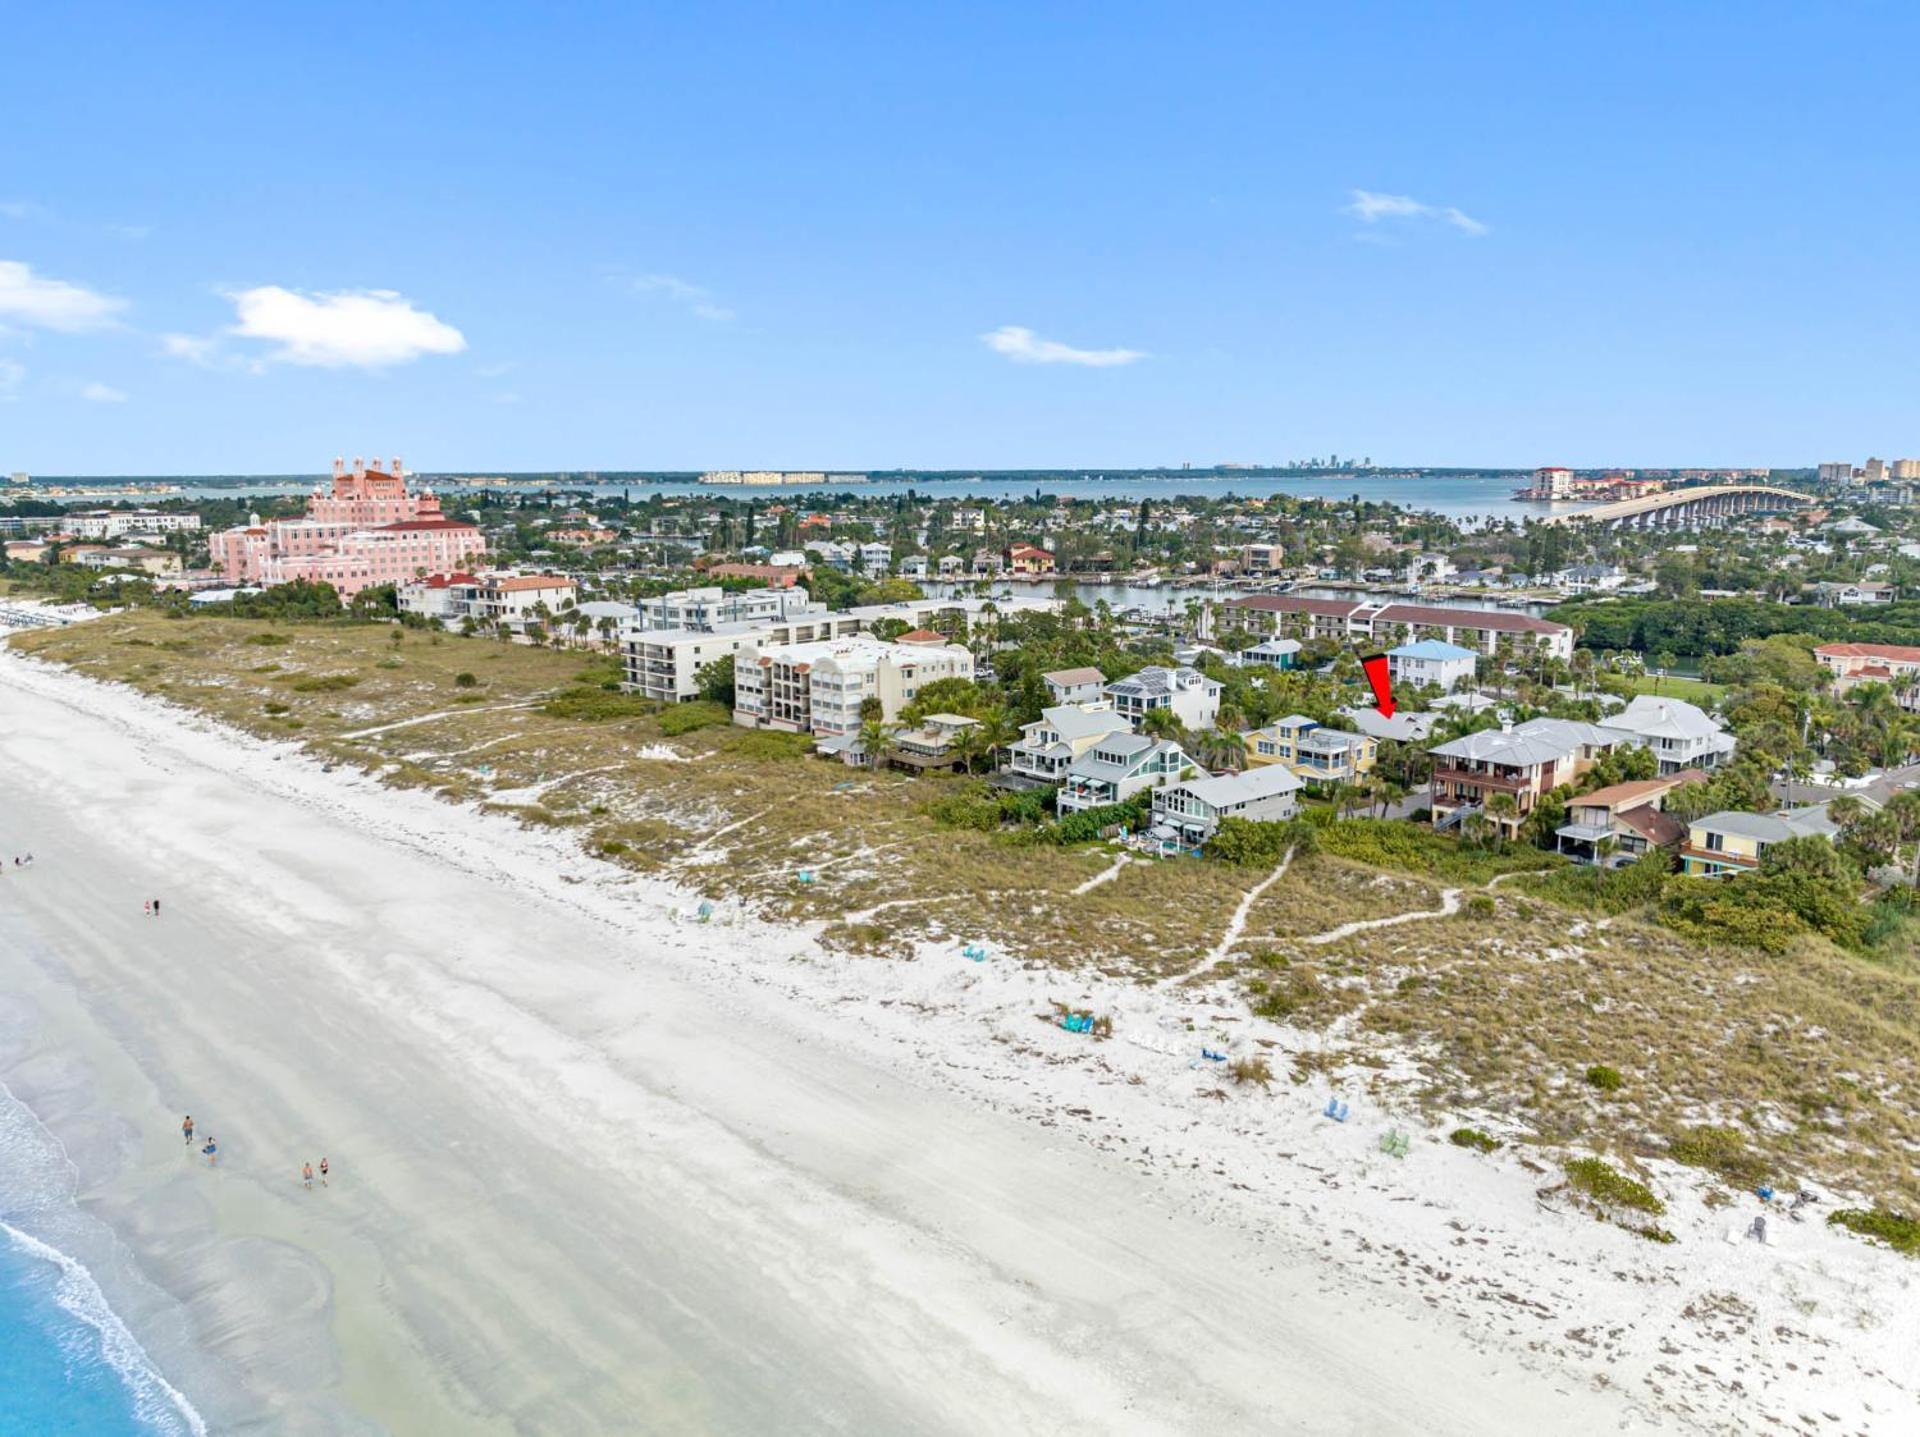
[302,1162,314,1191]
[152,898,161,918]
[182,1115,194,1146]
[143,900,152,917]
[202,1136,218,1166]
[318,1158,328,1187]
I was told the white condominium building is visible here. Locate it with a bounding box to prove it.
[734,633,974,737]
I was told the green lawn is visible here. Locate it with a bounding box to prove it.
[1623,672,1725,705]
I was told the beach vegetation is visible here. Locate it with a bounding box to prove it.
[1665,1125,1772,1188]
[1584,1064,1624,1093]
[1826,1207,1920,1256]
[1450,1126,1501,1153]
[1563,1157,1664,1216]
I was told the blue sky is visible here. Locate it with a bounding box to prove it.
[3,2,1915,474]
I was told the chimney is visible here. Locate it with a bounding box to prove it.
[391,456,404,480]
[333,456,345,479]
[352,456,366,479]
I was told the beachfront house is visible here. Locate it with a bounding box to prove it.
[1386,639,1479,694]
[885,713,981,773]
[1104,666,1221,731]
[1427,718,1640,836]
[1680,805,1853,878]
[1603,696,1736,774]
[1007,704,1133,784]
[1149,766,1303,847]
[1552,771,1706,864]
[1055,735,1197,815]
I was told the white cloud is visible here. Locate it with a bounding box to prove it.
[0,259,127,331]
[224,285,467,367]
[981,325,1145,368]
[0,201,48,221]
[1344,189,1488,236]
[628,272,734,322]
[160,332,222,366]
[80,381,127,403]
[0,358,23,399]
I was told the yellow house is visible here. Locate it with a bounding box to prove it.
[1245,714,1377,784]
[1680,806,1844,877]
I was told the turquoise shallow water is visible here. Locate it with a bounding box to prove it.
[0,1091,205,1437]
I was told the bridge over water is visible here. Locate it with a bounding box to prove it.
[1542,484,1814,529]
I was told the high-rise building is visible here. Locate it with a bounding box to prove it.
[1892,458,1920,481]
[1864,457,1889,484]
[1816,462,1855,485]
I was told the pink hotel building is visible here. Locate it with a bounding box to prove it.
[214,456,487,597]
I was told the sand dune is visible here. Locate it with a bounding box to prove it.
[2,648,1909,1435]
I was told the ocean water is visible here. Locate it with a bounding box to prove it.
[0,1090,206,1437]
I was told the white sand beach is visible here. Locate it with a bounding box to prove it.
[2,647,1914,1435]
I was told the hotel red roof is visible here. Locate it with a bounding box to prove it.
[384,518,481,532]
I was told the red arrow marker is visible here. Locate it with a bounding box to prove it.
[1360,653,1395,717]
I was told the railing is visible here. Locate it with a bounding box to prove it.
[1430,765,1531,793]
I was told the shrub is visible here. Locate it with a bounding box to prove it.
[927,791,1001,832]
[1563,1156,1664,1215]
[263,701,289,716]
[541,687,655,721]
[245,632,290,646]
[722,729,813,762]
[454,671,479,688]
[1584,1064,1624,1093]
[1316,818,1559,885]
[1666,1125,1770,1188]
[1462,894,1495,920]
[1228,1056,1274,1088]
[288,672,361,693]
[657,701,730,736]
[1450,1126,1501,1154]
[1827,1207,1920,1256]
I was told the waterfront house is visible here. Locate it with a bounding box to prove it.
[1680,806,1852,877]
[1427,718,1639,835]
[1004,543,1055,575]
[1055,735,1197,815]
[886,713,981,773]
[1553,771,1706,864]
[1149,765,1303,846]
[1104,666,1221,731]
[1227,595,1574,661]
[1007,704,1133,784]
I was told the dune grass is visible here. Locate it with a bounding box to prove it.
[17,610,1920,1211]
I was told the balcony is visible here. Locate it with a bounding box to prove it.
[1430,765,1532,794]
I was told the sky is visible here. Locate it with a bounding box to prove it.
[3,2,1917,474]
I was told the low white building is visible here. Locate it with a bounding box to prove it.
[1043,667,1108,706]
[624,624,763,703]
[634,585,823,631]
[64,510,203,540]
[1150,765,1302,845]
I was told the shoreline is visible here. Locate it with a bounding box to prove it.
[1,644,1913,1433]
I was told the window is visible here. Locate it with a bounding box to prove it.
[1704,832,1724,852]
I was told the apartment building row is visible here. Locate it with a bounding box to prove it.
[1225,595,1575,661]
[733,632,976,736]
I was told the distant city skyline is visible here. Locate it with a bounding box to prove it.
[5,4,1919,473]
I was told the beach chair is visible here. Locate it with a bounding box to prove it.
[796,870,815,885]
[962,943,987,962]
[1380,1129,1410,1159]
[1201,1047,1228,1063]
[695,900,714,924]
[1323,1097,1349,1122]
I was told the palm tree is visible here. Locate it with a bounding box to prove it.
[1593,835,1618,893]
[1139,707,1185,743]
[950,723,990,775]
[1484,792,1518,852]
[857,718,896,770]
[975,708,1020,771]
[1459,810,1494,850]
